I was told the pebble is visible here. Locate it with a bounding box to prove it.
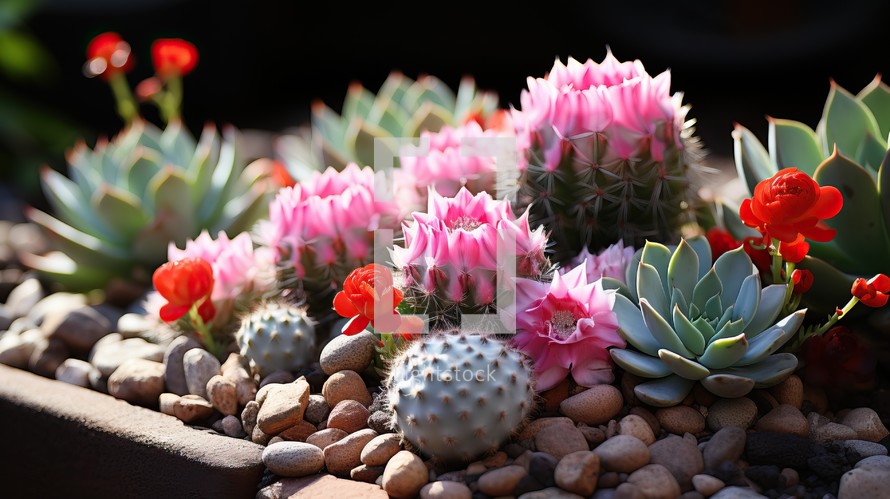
[615,482,645,499]
[692,473,725,496]
[528,452,558,487]
[303,394,331,425]
[478,465,527,496]
[535,422,589,459]
[855,455,890,470]
[226,366,257,407]
[555,451,600,496]
[90,336,165,377]
[0,328,42,369]
[221,414,246,438]
[754,404,809,437]
[420,480,472,499]
[580,426,607,447]
[619,415,656,445]
[55,358,96,387]
[649,434,704,491]
[306,428,349,449]
[159,393,179,416]
[324,428,378,477]
[5,278,44,319]
[259,370,295,388]
[744,432,821,469]
[277,420,318,442]
[627,464,682,499]
[116,312,157,337]
[811,422,858,442]
[29,337,68,377]
[560,384,624,425]
[367,410,392,434]
[183,348,221,399]
[241,400,259,436]
[257,377,310,435]
[593,435,650,473]
[262,441,325,477]
[327,399,371,434]
[838,466,890,498]
[322,370,372,407]
[163,336,201,395]
[780,467,799,487]
[26,292,85,327]
[482,451,508,468]
[351,464,386,483]
[703,427,747,469]
[706,398,757,431]
[710,486,767,498]
[840,440,888,458]
[252,425,272,446]
[206,375,238,416]
[107,358,166,406]
[361,433,402,467]
[519,488,584,499]
[42,305,111,354]
[839,408,890,442]
[381,450,429,498]
[517,417,575,440]
[768,375,803,409]
[656,406,706,436]
[173,395,215,423]
[319,330,377,375]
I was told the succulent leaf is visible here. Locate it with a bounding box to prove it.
[698,332,748,369]
[769,118,823,175]
[821,83,883,159]
[692,269,722,313]
[638,261,670,319]
[658,349,710,380]
[733,274,761,326]
[737,310,806,366]
[714,246,755,307]
[733,124,777,195]
[700,374,755,398]
[611,348,673,378]
[668,239,699,302]
[721,352,798,387]
[641,298,693,359]
[614,293,661,356]
[673,305,705,355]
[633,374,696,407]
[858,76,890,139]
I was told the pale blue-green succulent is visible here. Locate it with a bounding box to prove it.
[23,119,272,292]
[732,76,890,316]
[609,236,805,407]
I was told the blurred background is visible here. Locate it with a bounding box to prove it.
[1,0,888,216]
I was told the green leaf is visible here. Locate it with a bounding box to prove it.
[18,251,123,293]
[198,127,240,224]
[26,208,130,268]
[879,148,890,241]
[403,102,451,137]
[347,118,388,168]
[673,305,705,356]
[149,166,195,247]
[721,200,761,242]
[698,332,748,369]
[769,118,823,175]
[40,167,112,240]
[820,82,882,159]
[640,241,672,300]
[668,239,699,304]
[733,123,777,196]
[160,119,197,168]
[684,236,712,279]
[640,298,693,359]
[342,83,375,122]
[634,375,696,408]
[188,124,221,202]
[710,318,746,344]
[692,269,722,312]
[614,293,661,356]
[737,310,806,366]
[693,316,717,343]
[814,150,890,273]
[795,256,864,320]
[92,185,149,241]
[858,76,890,140]
[699,374,755,399]
[637,262,669,320]
[454,76,481,122]
[855,132,887,171]
[626,248,643,302]
[733,274,760,326]
[703,294,723,321]
[658,349,711,380]
[404,75,455,116]
[610,348,672,378]
[721,352,798,388]
[714,246,755,307]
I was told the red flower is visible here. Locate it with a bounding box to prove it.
[799,326,877,394]
[739,168,842,243]
[151,39,199,79]
[152,257,215,322]
[778,235,809,263]
[269,160,296,188]
[705,227,740,263]
[85,32,133,79]
[791,269,814,294]
[852,274,890,308]
[333,264,403,335]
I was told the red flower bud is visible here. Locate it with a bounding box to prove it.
[791,269,814,294]
[85,32,133,80]
[151,38,199,79]
[152,257,215,322]
[852,274,890,308]
[705,227,740,264]
[779,235,809,263]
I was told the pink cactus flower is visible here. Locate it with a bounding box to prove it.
[392,187,549,315]
[512,49,688,171]
[510,264,624,391]
[561,242,635,284]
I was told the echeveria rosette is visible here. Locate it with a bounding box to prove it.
[731,76,890,317]
[512,50,703,263]
[256,164,399,315]
[609,236,805,407]
[511,263,624,392]
[392,187,551,328]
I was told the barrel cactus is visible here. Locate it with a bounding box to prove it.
[609,236,805,407]
[385,331,536,464]
[235,300,316,376]
[278,71,499,180]
[512,51,704,264]
[23,119,272,292]
[732,76,890,314]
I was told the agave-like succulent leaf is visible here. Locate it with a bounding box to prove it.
[610,236,802,407]
[26,119,275,292]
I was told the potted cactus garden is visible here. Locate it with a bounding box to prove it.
[3,29,890,499]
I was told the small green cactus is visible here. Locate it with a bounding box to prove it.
[235,301,316,376]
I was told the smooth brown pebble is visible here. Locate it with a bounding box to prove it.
[560,384,624,425]
[382,450,429,499]
[361,433,402,467]
[627,463,681,499]
[535,423,589,459]
[306,428,349,449]
[592,434,649,473]
[768,374,803,409]
[619,414,656,445]
[206,374,238,416]
[420,480,472,499]
[656,405,706,435]
[755,404,809,437]
[554,450,600,496]
[323,428,378,477]
[322,370,372,407]
[477,465,527,497]
[706,398,756,431]
[692,473,725,496]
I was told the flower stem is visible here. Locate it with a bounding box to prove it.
[108,73,138,124]
[788,296,860,351]
[159,76,183,124]
[189,305,221,358]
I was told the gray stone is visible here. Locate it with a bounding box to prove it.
[855,455,890,470]
[703,427,747,469]
[304,394,330,425]
[26,292,85,327]
[0,328,44,369]
[117,313,158,338]
[262,441,325,477]
[319,330,377,375]
[221,415,246,438]
[55,358,96,387]
[163,335,202,396]
[107,358,166,406]
[183,348,221,399]
[649,434,703,491]
[420,480,473,499]
[28,337,69,377]
[711,486,768,498]
[90,335,164,377]
[839,466,890,498]
[206,375,238,416]
[241,400,259,436]
[840,440,888,458]
[593,435,650,473]
[536,422,589,459]
[5,278,43,319]
[477,465,527,497]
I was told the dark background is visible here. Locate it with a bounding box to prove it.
[2,0,889,214]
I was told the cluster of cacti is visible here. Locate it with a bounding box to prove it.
[512,52,704,264]
[385,331,536,463]
[234,300,316,376]
[278,71,500,180]
[609,237,804,407]
[23,119,272,292]
[732,76,890,315]
[391,187,552,328]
